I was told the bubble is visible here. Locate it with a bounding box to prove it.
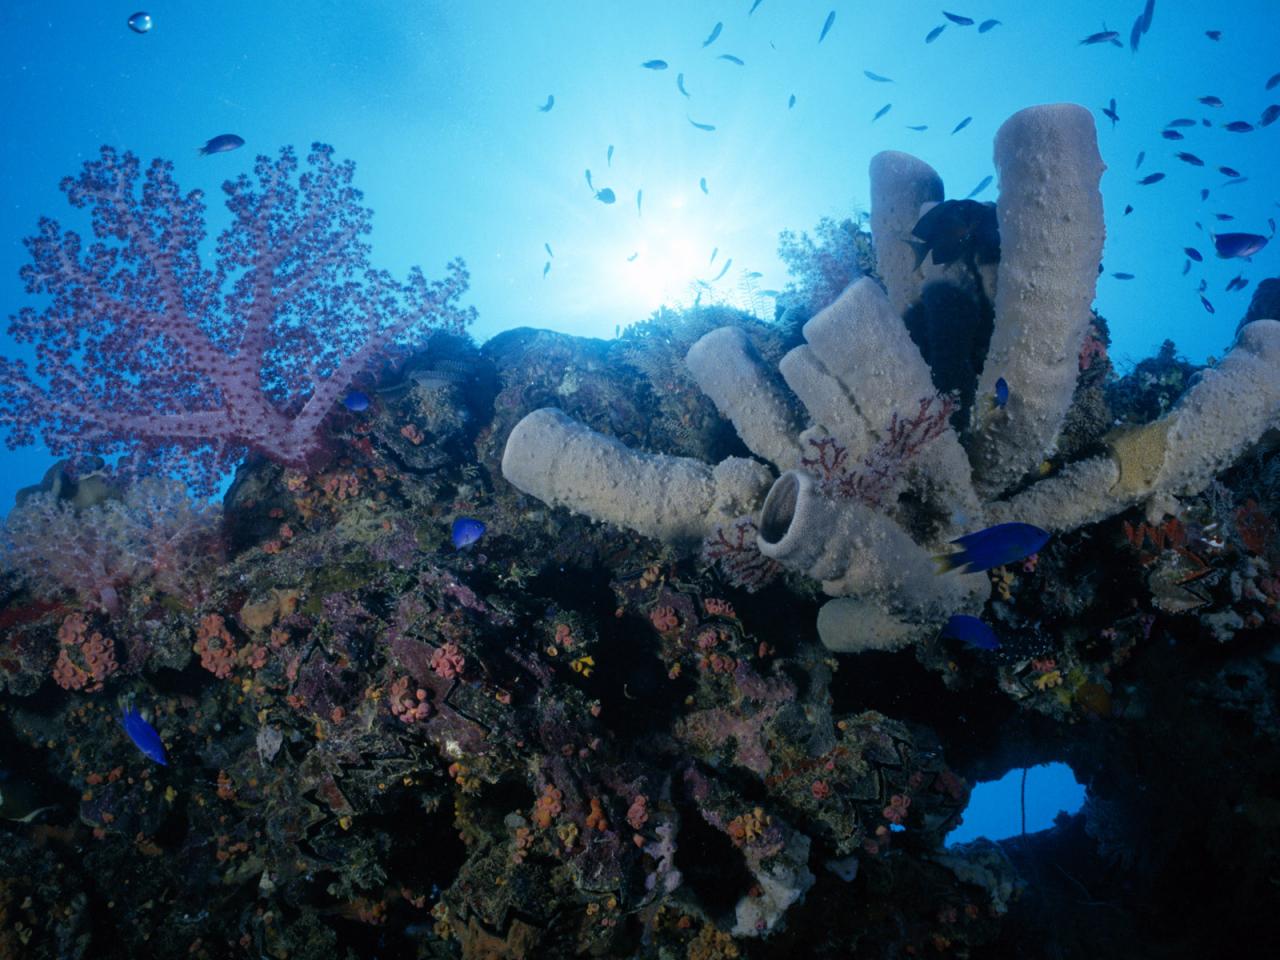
[127,11,152,34]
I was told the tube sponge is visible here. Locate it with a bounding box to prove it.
[869,150,945,318]
[501,407,774,544]
[970,103,1106,497]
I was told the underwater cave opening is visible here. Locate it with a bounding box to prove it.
[945,761,1085,847]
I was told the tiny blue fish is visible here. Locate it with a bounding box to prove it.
[127,11,153,33]
[120,706,167,765]
[641,60,668,70]
[939,615,1000,650]
[700,177,709,194]
[718,54,744,65]
[994,377,1009,407]
[943,11,975,26]
[864,70,893,82]
[607,145,614,166]
[926,24,946,43]
[595,188,616,204]
[677,73,691,97]
[1112,272,1135,280]
[198,134,244,156]
[788,93,796,109]
[711,258,732,282]
[965,175,993,199]
[537,94,554,112]
[978,19,1001,33]
[343,390,369,412]
[542,261,550,279]
[819,11,836,44]
[936,522,1050,574]
[703,22,722,47]
[951,116,972,134]
[873,103,892,121]
[451,517,486,550]
[688,117,716,131]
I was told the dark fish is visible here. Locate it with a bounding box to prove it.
[342,390,369,412]
[1224,120,1255,132]
[1222,177,1249,187]
[1124,204,1134,215]
[1184,247,1203,261]
[677,73,690,97]
[978,19,1001,33]
[819,10,836,43]
[907,124,928,131]
[636,189,643,217]
[1136,150,1145,168]
[1161,129,1184,140]
[1102,98,1119,126]
[198,134,244,155]
[1080,30,1121,46]
[1268,73,1280,91]
[873,103,892,121]
[994,377,1009,408]
[1166,118,1196,126]
[1112,272,1135,279]
[1200,295,1215,314]
[1182,259,1191,275]
[1198,95,1223,107]
[1138,172,1166,185]
[939,615,1000,651]
[1213,232,1269,258]
[864,70,894,82]
[627,252,639,262]
[1201,188,1211,200]
[718,54,745,65]
[1198,278,1208,293]
[537,95,554,112]
[711,258,733,282]
[943,12,975,26]
[1129,14,1143,52]
[952,116,972,134]
[788,93,796,109]
[1141,0,1156,33]
[585,169,594,191]
[1218,165,1241,177]
[1225,275,1249,292]
[1175,151,1204,166]
[1259,104,1280,127]
[607,145,613,166]
[700,177,708,194]
[595,188,616,204]
[750,0,765,13]
[1205,30,1222,40]
[926,24,947,43]
[120,707,167,765]
[709,247,718,264]
[909,199,1000,269]
[966,175,993,199]
[542,261,550,279]
[545,242,553,257]
[688,117,716,131]
[1214,213,1235,221]
[451,517,486,550]
[703,21,723,47]
[641,59,668,70]
[936,522,1051,574]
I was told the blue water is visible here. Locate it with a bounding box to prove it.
[946,762,1087,846]
[1,0,1276,505]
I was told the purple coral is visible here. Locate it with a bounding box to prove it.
[0,143,474,494]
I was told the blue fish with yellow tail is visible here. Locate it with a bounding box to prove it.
[939,615,1000,650]
[120,706,167,765]
[935,522,1049,574]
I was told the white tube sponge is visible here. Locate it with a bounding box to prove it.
[869,151,945,318]
[970,103,1105,497]
[685,326,804,471]
[501,407,774,544]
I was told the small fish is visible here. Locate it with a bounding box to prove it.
[1080,30,1121,46]
[1213,232,1269,258]
[939,615,999,650]
[1138,172,1166,185]
[585,168,594,191]
[1222,177,1248,187]
[1102,98,1119,127]
[595,188,616,204]
[926,24,947,43]
[1214,213,1235,221]
[626,252,639,262]
[935,522,1051,574]
[907,124,928,131]
[636,189,643,217]
[198,134,244,155]
[1124,204,1134,215]
[607,145,613,166]
[1200,294,1215,314]
[788,93,796,109]
[1163,131,1189,143]
[1218,165,1241,178]
[537,95,554,112]
[1258,104,1280,127]
[342,390,369,412]
[1175,151,1204,166]
[1129,14,1143,52]
[819,11,836,43]
[1205,30,1222,41]
[451,517,486,550]
[688,117,716,131]
[978,19,1001,33]
[750,0,765,14]
[1136,150,1145,168]
[710,247,718,264]
[699,177,708,194]
[677,73,691,97]
[965,175,993,199]
[1226,274,1249,292]
[759,289,780,297]
[952,116,972,134]
[1198,95,1224,107]
[1140,0,1155,33]
[702,22,723,47]
[1166,118,1196,127]
[873,103,892,121]
[120,706,167,765]
[1198,278,1208,293]
[943,12,975,26]
[641,59,668,70]
[718,54,745,65]
[1224,120,1255,133]
[711,258,732,282]
[542,261,550,279]
[1184,247,1203,261]
[864,70,893,82]
[994,376,1009,408]
[1112,271,1135,279]
[1268,72,1280,91]
[745,271,763,279]
[1182,259,1191,275]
